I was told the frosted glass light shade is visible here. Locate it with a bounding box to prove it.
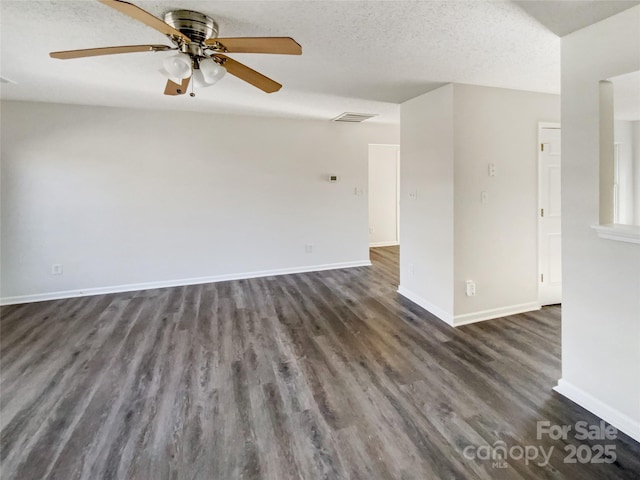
[161,53,192,79]
[193,69,214,88]
[199,58,226,84]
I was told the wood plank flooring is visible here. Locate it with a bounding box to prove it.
[1,246,639,479]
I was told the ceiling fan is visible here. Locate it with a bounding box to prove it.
[49,0,302,96]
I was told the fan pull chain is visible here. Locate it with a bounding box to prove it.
[190,77,195,97]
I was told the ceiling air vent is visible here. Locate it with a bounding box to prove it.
[332,112,378,123]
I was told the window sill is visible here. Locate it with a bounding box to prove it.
[591,224,640,244]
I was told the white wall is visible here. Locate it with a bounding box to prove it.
[634,121,640,225]
[453,84,560,321]
[368,144,399,247]
[558,6,640,441]
[398,85,455,322]
[0,101,399,303]
[614,120,635,224]
[399,83,559,325]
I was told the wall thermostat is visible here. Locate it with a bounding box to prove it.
[329,175,339,182]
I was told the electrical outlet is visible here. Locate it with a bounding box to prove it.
[305,244,313,254]
[408,190,418,200]
[466,280,476,297]
[481,191,488,204]
[51,264,63,275]
[369,227,375,234]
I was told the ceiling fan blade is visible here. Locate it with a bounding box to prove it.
[216,55,282,93]
[50,44,171,59]
[98,0,191,43]
[206,37,301,55]
[164,76,191,96]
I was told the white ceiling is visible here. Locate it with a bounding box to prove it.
[0,1,637,124]
[514,0,639,36]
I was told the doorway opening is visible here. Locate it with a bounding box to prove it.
[368,144,400,247]
[368,144,400,284]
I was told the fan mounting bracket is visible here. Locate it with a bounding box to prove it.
[163,10,219,45]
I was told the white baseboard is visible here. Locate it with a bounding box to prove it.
[0,260,372,306]
[453,301,541,326]
[554,378,640,443]
[369,241,399,248]
[395,291,540,328]
[397,286,454,326]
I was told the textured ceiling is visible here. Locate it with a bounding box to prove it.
[0,1,636,124]
[514,0,639,36]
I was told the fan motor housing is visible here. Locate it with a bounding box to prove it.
[164,10,219,44]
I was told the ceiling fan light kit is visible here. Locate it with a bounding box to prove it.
[49,0,301,96]
[199,58,226,84]
[162,52,192,79]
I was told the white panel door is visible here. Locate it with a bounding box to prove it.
[539,127,562,305]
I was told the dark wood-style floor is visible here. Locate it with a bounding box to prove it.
[1,246,639,479]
